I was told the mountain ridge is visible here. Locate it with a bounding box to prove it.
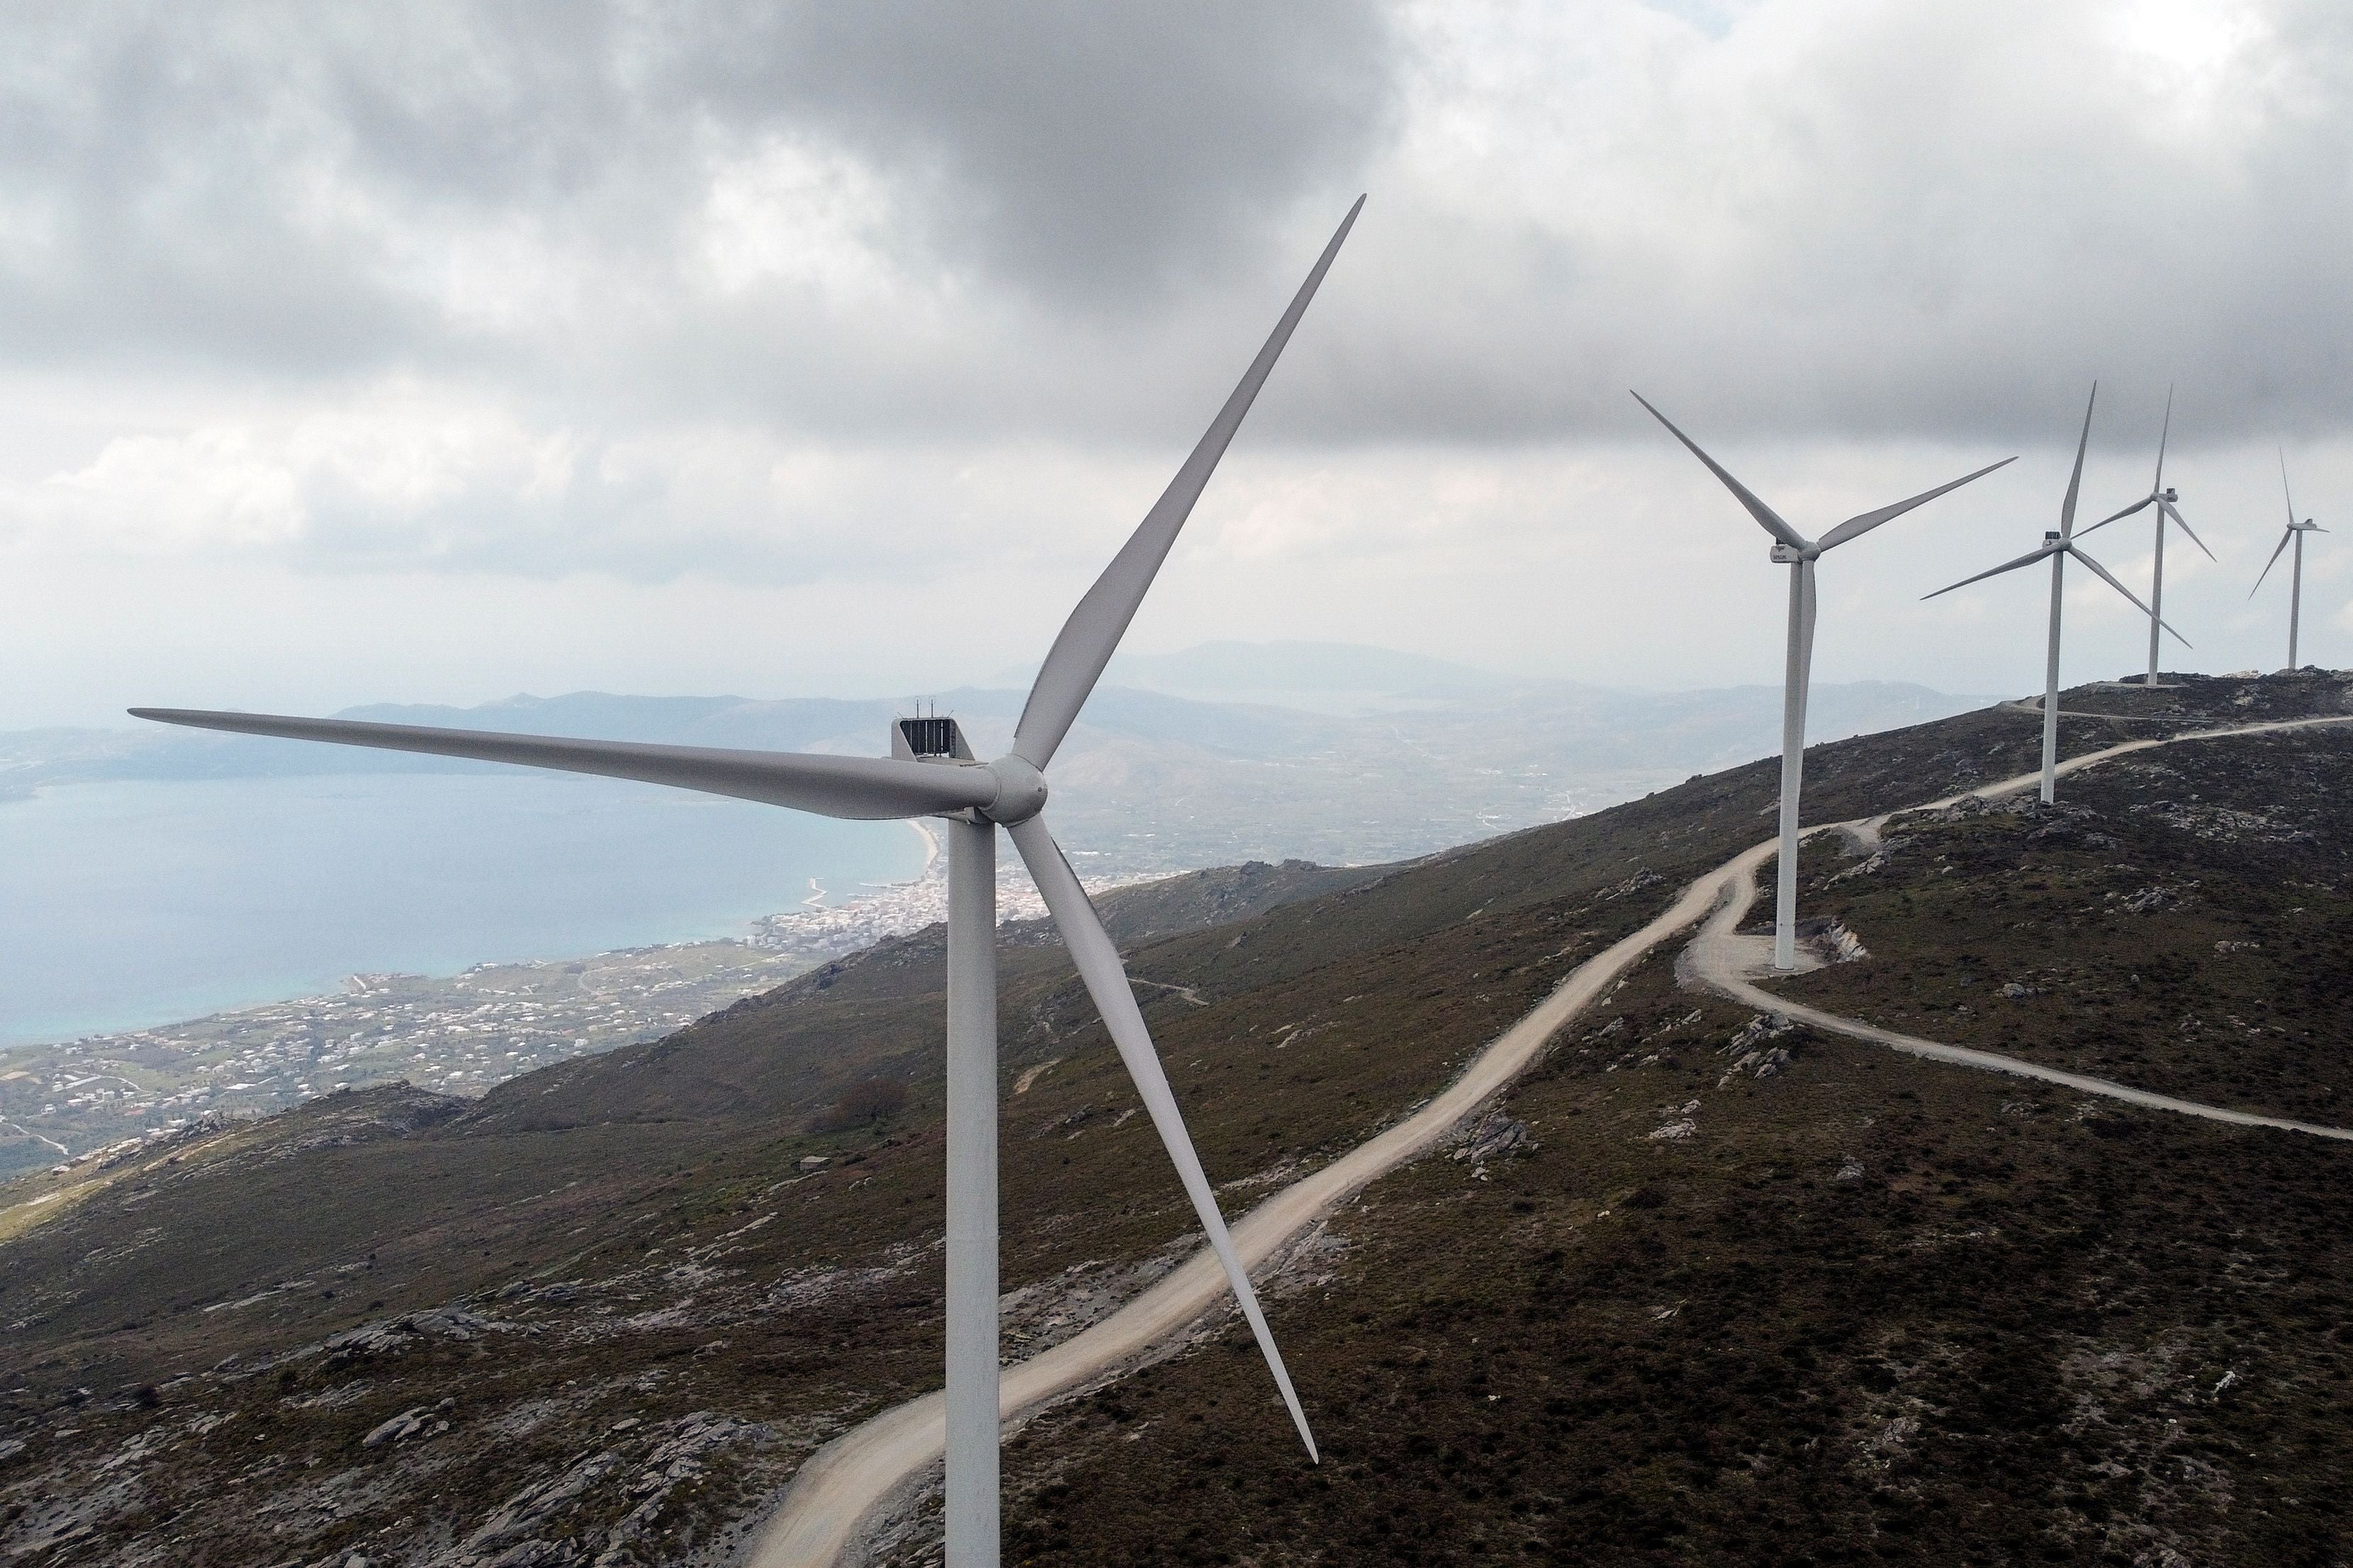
[5,673,2344,1565]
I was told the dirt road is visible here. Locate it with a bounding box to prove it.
[748,711,2353,1565]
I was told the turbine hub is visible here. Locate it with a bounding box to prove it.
[981,753,1049,825]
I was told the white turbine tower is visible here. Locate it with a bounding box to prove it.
[2075,386,2213,686]
[134,198,1364,1568]
[1632,393,2014,971]
[2252,449,2327,670]
[1923,385,2185,805]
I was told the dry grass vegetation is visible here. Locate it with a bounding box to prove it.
[1775,722,2353,1123]
[2,675,2347,1565]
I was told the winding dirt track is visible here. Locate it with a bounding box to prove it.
[749,711,2353,1567]
[1685,824,2353,1144]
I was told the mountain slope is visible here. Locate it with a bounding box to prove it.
[977,676,2353,1567]
[2,675,2347,1567]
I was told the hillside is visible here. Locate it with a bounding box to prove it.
[1,675,2347,1566]
[982,675,2353,1567]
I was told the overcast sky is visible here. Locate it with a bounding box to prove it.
[5,0,2349,728]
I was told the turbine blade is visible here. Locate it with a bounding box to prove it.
[2152,385,2173,490]
[2077,494,2153,537]
[2058,383,2096,539]
[2280,448,2296,530]
[1817,456,2018,552]
[1011,198,1364,772]
[2065,547,2190,646]
[1921,543,2059,600]
[1628,391,1810,552]
[2251,528,2294,597]
[1006,813,1318,1462]
[127,709,994,820]
[2161,499,2216,561]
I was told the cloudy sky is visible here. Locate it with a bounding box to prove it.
[4,0,2349,729]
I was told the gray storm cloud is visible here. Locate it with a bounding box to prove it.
[4,0,2349,446]
[0,2,1395,384]
[4,0,2352,617]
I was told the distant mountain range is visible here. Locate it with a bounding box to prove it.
[996,638,1508,714]
[0,641,1999,871]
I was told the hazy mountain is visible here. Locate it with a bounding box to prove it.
[0,643,1998,873]
[1001,638,1515,714]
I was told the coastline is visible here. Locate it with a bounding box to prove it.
[1,809,1129,1177]
[907,816,942,877]
[1,772,932,1051]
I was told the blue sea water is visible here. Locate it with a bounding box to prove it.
[0,773,926,1048]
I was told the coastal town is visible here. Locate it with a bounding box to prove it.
[0,840,1064,1180]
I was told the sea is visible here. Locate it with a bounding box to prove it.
[0,772,927,1049]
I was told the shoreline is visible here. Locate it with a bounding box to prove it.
[8,820,985,1061]
[906,817,942,878]
[2,772,936,1054]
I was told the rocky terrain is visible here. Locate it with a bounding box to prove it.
[1,674,2347,1566]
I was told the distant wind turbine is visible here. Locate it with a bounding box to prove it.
[1924,385,2184,805]
[135,197,1366,1568]
[2076,386,2213,687]
[1632,393,2014,971]
[2251,449,2327,670]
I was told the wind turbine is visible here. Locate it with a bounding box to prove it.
[1632,393,2014,971]
[2076,385,2214,686]
[134,198,1364,1568]
[1924,385,2185,805]
[2251,449,2327,670]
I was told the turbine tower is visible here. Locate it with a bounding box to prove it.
[2252,449,2327,670]
[2077,386,2213,686]
[1632,393,2014,970]
[1924,385,2185,805]
[134,198,1366,1568]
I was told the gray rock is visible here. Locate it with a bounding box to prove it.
[361,1407,430,1448]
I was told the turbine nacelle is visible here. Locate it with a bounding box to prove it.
[889,716,1050,825]
[893,715,977,762]
[1768,541,1817,564]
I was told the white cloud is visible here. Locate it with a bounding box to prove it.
[4,0,2353,728]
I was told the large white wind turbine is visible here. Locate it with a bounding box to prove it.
[1924,385,2185,805]
[2251,449,2327,670]
[1632,393,2014,971]
[2076,386,2214,686]
[135,198,1364,1568]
